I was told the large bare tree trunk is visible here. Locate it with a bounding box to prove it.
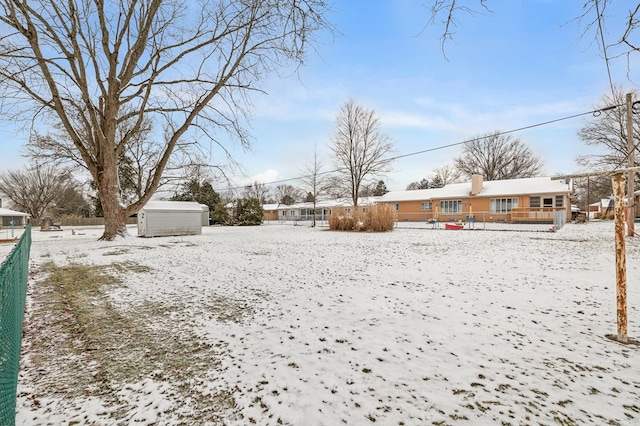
[97,154,129,240]
[101,203,129,240]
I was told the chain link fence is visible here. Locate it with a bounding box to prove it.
[0,225,32,426]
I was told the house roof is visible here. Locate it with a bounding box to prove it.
[140,201,204,213]
[381,176,573,202]
[0,207,30,217]
[262,203,280,211]
[276,197,380,211]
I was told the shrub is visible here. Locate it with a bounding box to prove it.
[211,201,232,225]
[328,208,358,231]
[363,203,395,232]
[328,204,394,232]
[234,198,263,226]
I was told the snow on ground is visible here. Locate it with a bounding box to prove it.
[12,220,640,425]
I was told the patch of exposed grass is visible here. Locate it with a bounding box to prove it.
[110,260,151,274]
[103,248,130,256]
[26,260,237,423]
[206,295,253,323]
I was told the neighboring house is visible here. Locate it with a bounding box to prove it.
[0,208,30,229]
[277,197,379,222]
[588,198,613,219]
[378,175,574,224]
[262,203,280,221]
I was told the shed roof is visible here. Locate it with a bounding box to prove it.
[0,207,30,217]
[140,200,204,213]
[381,176,573,202]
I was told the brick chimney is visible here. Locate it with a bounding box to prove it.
[470,175,483,196]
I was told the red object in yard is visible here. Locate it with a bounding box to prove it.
[445,223,464,230]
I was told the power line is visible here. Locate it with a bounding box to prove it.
[594,0,617,96]
[215,104,623,193]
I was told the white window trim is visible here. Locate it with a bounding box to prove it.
[439,200,462,214]
[490,198,518,214]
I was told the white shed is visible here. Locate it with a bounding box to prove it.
[137,201,203,237]
[200,204,210,226]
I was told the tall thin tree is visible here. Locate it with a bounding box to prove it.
[330,100,394,208]
[299,147,327,227]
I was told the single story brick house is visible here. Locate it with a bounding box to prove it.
[262,203,280,221]
[378,175,574,224]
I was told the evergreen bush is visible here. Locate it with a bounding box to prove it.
[234,198,263,226]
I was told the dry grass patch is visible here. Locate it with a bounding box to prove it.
[328,204,395,232]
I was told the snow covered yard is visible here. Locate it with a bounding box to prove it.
[14,221,640,425]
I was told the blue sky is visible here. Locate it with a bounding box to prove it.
[0,0,636,192]
[232,0,636,191]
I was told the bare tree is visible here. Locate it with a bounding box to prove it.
[299,148,328,227]
[323,175,349,200]
[431,165,462,186]
[573,175,613,213]
[0,0,330,240]
[577,87,640,172]
[0,164,75,221]
[273,184,302,205]
[427,1,638,69]
[620,4,640,55]
[330,100,395,208]
[454,132,544,180]
[243,181,271,204]
[427,0,490,56]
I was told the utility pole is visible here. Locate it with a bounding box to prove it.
[555,170,635,344]
[627,93,635,236]
[613,172,628,343]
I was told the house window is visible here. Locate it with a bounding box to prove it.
[282,211,287,216]
[421,201,432,210]
[530,196,540,208]
[439,200,462,214]
[555,195,564,207]
[393,203,399,211]
[543,198,553,208]
[490,198,518,214]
